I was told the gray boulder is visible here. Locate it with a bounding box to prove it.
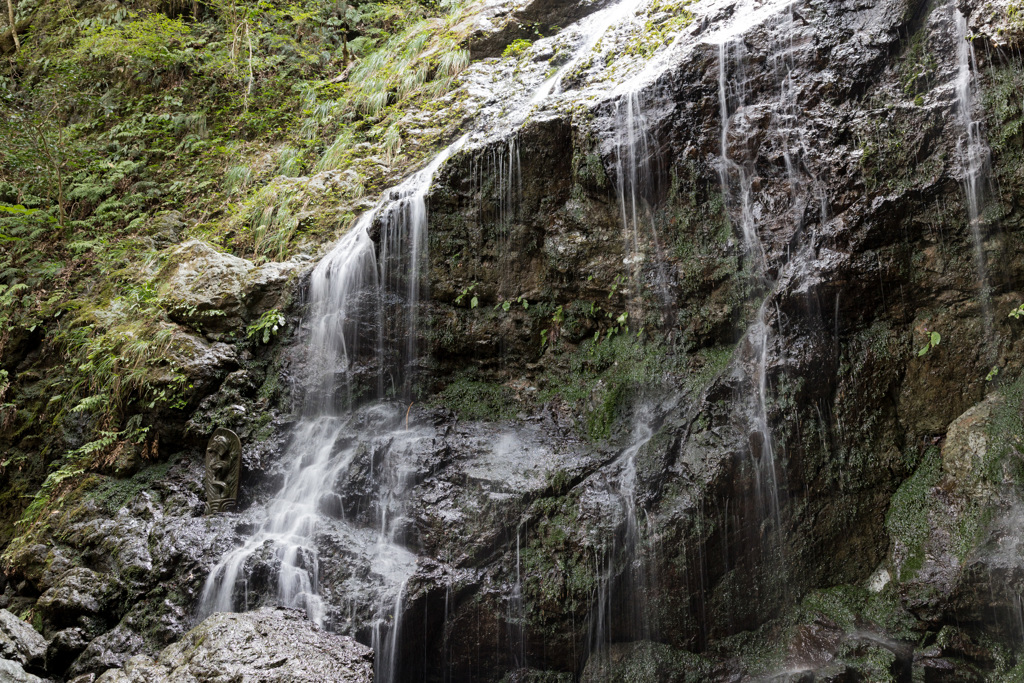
[0,658,45,683]
[0,609,46,669]
[36,568,121,630]
[155,240,301,334]
[94,608,372,683]
[67,626,144,679]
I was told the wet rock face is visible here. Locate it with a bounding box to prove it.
[0,658,45,683]
[0,455,249,678]
[413,0,1024,677]
[468,0,618,59]
[92,608,372,683]
[962,0,1024,49]
[4,0,1024,681]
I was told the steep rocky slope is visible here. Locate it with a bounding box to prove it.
[3,0,1024,681]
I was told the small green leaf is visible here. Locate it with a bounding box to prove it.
[918,344,929,357]
[930,331,941,347]
[470,296,478,309]
[502,301,511,312]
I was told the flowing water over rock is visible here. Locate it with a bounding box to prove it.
[199,140,466,637]
[198,2,683,680]
[954,7,994,339]
[583,411,657,677]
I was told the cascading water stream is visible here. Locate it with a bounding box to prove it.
[529,1,641,105]
[199,138,465,636]
[612,89,674,316]
[717,36,785,546]
[579,3,805,672]
[714,2,822,567]
[585,416,655,678]
[953,8,994,339]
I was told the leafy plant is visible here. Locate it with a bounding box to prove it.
[917,330,941,357]
[496,295,529,312]
[247,308,286,344]
[454,283,478,308]
[502,39,532,59]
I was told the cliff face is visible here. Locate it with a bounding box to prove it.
[3,0,1024,681]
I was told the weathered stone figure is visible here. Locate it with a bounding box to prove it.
[205,428,241,513]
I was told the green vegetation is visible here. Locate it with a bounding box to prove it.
[86,456,176,514]
[885,447,940,580]
[520,492,596,634]
[502,38,532,59]
[985,64,1024,200]
[917,329,941,357]
[0,0,480,311]
[897,17,937,100]
[622,0,696,59]
[246,308,285,344]
[436,370,516,421]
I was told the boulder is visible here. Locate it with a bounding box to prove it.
[94,608,372,683]
[45,627,90,676]
[67,626,144,679]
[941,393,1003,496]
[155,240,301,334]
[36,568,121,630]
[0,609,46,669]
[0,658,45,683]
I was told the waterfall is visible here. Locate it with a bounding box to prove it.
[612,89,672,313]
[716,36,785,551]
[714,1,821,578]
[199,138,466,634]
[199,2,653,680]
[953,8,993,338]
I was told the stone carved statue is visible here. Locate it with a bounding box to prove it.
[205,428,241,514]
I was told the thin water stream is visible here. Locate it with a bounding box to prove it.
[713,2,818,571]
[954,7,994,340]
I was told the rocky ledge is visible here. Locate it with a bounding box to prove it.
[89,608,372,683]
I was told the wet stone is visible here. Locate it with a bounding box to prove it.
[0,609,46,669]
[93,608,372,683]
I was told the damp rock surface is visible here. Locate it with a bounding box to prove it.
[93,608,373,683]
[0,609,46,670]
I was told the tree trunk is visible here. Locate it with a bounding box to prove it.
[5,0,18,51]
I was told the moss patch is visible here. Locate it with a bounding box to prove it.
[885,447,940,580]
